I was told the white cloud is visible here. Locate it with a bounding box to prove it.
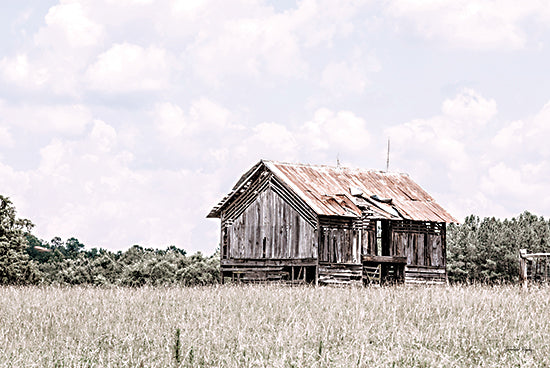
[154,102,187,138]
[386,0,546,49]
[2,120,214,251]
[492,99,550,159]
[387,89,497,161]
[171,0,209,17]
[320,51,381,96]
[478,161,550,216]
[35,0,104,48]
[0,103,93,135]
[481,163,525,198]
[492,120,524,150]
[301,108,371,154]
[0,126,14,147]
[189,98,233,131]
[441,88,497,126]
[528,101,550,157]
[187,16,308,85]
[385,90,550,220]
[105,0,153,4]
[85,43,171,93]
[179,0,368,85]
[90,120,117,153]
[1,1,106,95]
[385,88,500,219]
[0,54,50,89]
[0,162,33,218]
[2,0,370,96]
[39,139,71,175]
[152,101,373,170]
[246,122,298,160]
[292,0,364,47]
[152,98,236,141]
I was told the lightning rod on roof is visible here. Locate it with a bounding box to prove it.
[386,137,390,172]
[337,153,340,167]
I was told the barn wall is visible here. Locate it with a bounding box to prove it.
[388,221,445,267]
[226,187,316,259]
[318,216,361,264]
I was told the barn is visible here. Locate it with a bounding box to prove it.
[207,160,457,285]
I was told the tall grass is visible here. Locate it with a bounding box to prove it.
[1,285,548,367]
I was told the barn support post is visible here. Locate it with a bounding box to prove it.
[519,249,528,289]
[315,263,319,287]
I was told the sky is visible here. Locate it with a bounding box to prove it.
[1,0,550,254]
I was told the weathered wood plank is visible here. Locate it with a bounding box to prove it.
[221,258,316,266]
[362,255,407,263]
[417,233,425,266]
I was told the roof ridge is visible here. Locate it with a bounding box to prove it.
[262,159,409,176]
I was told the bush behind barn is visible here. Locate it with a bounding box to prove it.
[24,237,220,286]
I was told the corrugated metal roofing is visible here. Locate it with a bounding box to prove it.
[209,160,457,223]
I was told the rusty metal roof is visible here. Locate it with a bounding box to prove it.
[209,160,457,223]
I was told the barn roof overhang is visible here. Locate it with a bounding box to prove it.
[207,161,266,218]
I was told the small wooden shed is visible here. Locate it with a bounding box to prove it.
[207,160,457,285]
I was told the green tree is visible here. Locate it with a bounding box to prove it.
[65,237,85,258]
[447,211,550,283]
[0,195,38,284]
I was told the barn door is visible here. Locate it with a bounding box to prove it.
[362,219,391,257]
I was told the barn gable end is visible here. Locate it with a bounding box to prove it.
[226,187,316,260]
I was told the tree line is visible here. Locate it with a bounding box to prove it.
[0,195,219,286]
[2,194,550,286]
[446,211,550,283]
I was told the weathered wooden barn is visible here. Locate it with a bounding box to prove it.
[207,160,457,285]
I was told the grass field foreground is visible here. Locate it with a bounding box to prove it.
[1,284,549,367]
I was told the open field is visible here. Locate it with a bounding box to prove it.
[1,285,549,367]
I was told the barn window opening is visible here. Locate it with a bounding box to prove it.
[376,221,382,256]
[262,237,267,258]
[222,227,229,259]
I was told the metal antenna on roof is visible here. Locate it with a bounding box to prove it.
[386,138,390,172]
[337,153,341,167]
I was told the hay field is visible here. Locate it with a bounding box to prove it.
[1,285,549,367]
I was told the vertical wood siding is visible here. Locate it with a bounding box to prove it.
[390,221,446,267]
[227,187,316,259]
[318,217,361,264]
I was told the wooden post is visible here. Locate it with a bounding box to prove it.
[519,249,528,289]
[315,264,319,287]
[546,255,548,282]
[316,218,320,287]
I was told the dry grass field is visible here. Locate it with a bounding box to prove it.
[1,284,549,367]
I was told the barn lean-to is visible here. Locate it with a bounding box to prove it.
[207,160,457,285]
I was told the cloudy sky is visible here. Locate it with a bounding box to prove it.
[2,0,550,253]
